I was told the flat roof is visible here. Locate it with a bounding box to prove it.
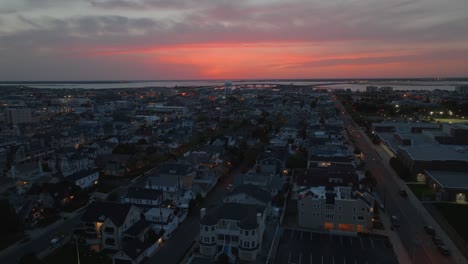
[402,145,468,161]
[425,170,468,190]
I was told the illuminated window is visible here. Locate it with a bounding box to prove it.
[324,222,334,230]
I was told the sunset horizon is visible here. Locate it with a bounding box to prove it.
[1,0,468,80]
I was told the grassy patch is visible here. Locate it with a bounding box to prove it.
[407,184,435,200]
[44,243,111,264]
[433,203,468,244]
[434,118,467,124]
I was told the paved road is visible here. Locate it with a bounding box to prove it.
[0,212,83,264]
[335,99,454,264]
[149,169,238,264]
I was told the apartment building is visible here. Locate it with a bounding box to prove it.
[298,186,374,233]
[199,203,267,262]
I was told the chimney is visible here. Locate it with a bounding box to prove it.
[200,208,206,219]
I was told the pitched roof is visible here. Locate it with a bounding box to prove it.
[123,219,151,237]
[66,169,99,182]
[121,238,152,260]
[126,188,162,200]
[225,184,271,203]
[158,163,194,176]
[81,202,135,227]
[201,203,265,230]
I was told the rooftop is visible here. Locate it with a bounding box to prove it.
[425,170,468,190]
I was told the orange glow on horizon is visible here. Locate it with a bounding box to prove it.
[77,41,468,79]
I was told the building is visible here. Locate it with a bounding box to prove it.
[145,175,180,201]
[81,202,144,251]
[199,203,267,262]
[423,170,468,202]
[365,86,379,93]
[66,169,99,189]
[298,186,374,233]
[5,108,32,125]
[123,188,163,208]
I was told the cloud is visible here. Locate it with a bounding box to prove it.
[0,0,468,79]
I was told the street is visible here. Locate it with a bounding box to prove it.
[336,99,456,264]
[0,212,83,264]
[148,169,238,264]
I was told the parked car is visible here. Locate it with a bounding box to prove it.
[438,245,450,256]
[432,236,444,246]
[399,189,408,197]
[227,184,233,191]
[424,225,436,236]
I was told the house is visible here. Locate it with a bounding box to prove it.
[81,202,143,251]
[8,161,47,180]
[297,186,374,233]
[145,175,180,201]
[199,203,267,262]
[157,163,196,191]
[223,184,272,216]
[123,188,163,209]
[144,207,179,238]
[113,238,155,264]
[66,169,99,189]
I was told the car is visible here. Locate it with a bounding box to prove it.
[399,189,408,197]
[49,235,64,246]
[424,225,436,236]
[437,245,450,256]
[432,236,444,246]
[391,215,400,228]
[227,184,233,190]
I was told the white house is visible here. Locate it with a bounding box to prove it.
[199,203,267,262]
[66,169,99,189]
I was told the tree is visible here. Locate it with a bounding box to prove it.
[0,199,22,234]
[285,152,307,169]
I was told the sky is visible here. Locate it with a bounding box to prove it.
[0,0,468,80]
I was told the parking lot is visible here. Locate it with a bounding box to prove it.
[275,229,398,264]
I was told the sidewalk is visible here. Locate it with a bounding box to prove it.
[372,213,412,264]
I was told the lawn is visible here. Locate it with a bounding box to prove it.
[407,183,435,200]
[434,118,467,124]
[433,203,468,244]
[44,243,111,264]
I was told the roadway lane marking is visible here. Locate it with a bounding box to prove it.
[288,250,292,264]
[370,238,375,248]
[299,252,302,264]
[310,253,313,264]
[322,255,324,264]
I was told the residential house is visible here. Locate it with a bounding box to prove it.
[123,188,163,209]
[66,169,99,189]
[145,175,180,201]
[81,202,144,251]
[158,163,196,191]
[199,203,267,262]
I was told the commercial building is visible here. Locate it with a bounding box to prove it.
[5,108,32,124]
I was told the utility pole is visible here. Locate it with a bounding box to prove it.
[75,237,80,264]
